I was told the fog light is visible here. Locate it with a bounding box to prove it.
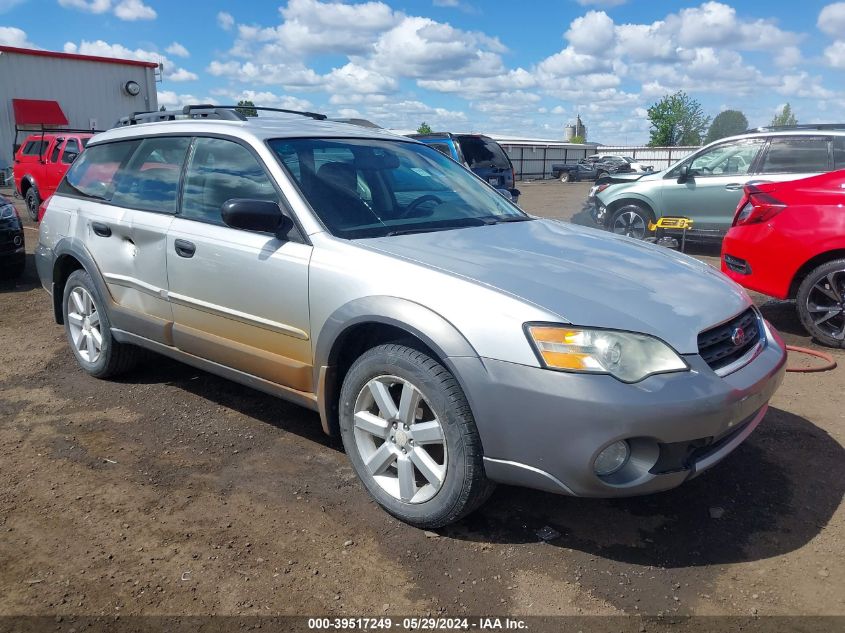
[594,440,630,476]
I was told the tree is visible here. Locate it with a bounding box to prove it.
[771,103,797,127]
[647,91,710,147]
[236,100,258,117]
[705,110,748,144]
[569,135,585,144]
[417,122,433,134]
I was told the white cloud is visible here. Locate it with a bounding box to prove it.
[565,10,615,55]
[0,25,38,47]
[168,67,198,82]
[217,11,234,30]
[575,0,626,6]
[823,40,845,68]
[57,0,110,13]
[156,90,200,109]
[113,0,155,20]
[0,0,27,13]
[165,42,189,57]
[818,3,845,37]
[210,88,314,112]
[58,0,155,20]
[775,45,802,68]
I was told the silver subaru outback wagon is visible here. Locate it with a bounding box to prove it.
[36,106,787,528]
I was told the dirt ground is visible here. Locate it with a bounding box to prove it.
[0,181,843,623]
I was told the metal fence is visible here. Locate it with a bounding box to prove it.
[500,144,700,181]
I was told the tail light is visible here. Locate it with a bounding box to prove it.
[733,189,786,226]
[38,195,52,223]
[594,183,611,195]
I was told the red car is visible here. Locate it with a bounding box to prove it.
[13,132,92,221]
[721,170,845,347]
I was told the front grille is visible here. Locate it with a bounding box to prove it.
[724,254,751,275]
[697,307,761,371]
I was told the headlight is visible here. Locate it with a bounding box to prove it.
[526,325,688,383]
[0,204,16,220]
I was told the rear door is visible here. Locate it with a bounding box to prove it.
[166,136,314,393]
[14,136,50,193]
[659,138,766,232]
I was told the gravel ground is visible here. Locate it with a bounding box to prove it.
[0,182,843,621]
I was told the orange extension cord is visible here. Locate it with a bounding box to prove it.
[785,345,838,373]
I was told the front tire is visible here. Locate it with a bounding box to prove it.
[610,204,654,239]
[796,259,845,348]
[24,188,40,222]
[62,269,141,378]
[560,171,572,183]
[339,343,493,528]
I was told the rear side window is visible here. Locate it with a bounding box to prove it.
[57,140,139,200]
[50,141,63,163]
[457,136,509,169]
[834,137,845,170]
[759,137,831,174]
[181,137,278,224]
[110,137,190,213]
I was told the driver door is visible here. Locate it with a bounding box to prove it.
[660,139,765,232]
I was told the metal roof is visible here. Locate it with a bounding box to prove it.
[0,45,159,69]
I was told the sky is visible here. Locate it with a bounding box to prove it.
[1,0,843,144]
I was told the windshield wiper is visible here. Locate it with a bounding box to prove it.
[484,215,533,224]
[386,218,493,237]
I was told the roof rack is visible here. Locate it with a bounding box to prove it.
[744,124,845,133]
[115,104,328,127]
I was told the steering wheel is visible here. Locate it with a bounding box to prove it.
[399,194,443,218]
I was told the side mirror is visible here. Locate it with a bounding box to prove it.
[221,199,292,238]
[677,163,692,184]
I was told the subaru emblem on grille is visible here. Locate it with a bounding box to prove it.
[731,326,746,347]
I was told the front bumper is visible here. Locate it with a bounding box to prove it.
[585,195,607,226]
[454,321,786,497]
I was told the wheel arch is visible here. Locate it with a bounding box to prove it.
[20,175,37,197]
[51,238,110,325]
[314,297,480,438]
[789,248,845,299]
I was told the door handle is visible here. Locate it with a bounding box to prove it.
[174,239,196,258]
[724,183,743,191]
[91,221,111,237]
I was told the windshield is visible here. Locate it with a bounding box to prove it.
[268,138,528,239]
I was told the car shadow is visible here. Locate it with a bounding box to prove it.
[442,406,843,568]
[113,354,337,451]
[0,253,40,293]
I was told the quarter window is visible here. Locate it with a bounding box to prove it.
[181,137,278,224]
[57,140,139,200]
[760,137,831,174]
[110,137,190,214]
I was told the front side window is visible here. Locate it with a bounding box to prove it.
[57,140,139,200]
[110,136,190,213]
[181,137,278,224]
[62,139,81,164]
[268,138,527,239]
[759,137,831,174]
[685,139,765,177]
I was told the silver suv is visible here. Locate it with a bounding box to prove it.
[36,106,787,527]
[591,126,845,239]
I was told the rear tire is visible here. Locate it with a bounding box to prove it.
[610,203,654,240]
[796,259,845,348]
[24,188,40,222]
[62,269,141,378]
[596,171,608,180]
[339,343,494,528]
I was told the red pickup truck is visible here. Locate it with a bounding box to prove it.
[14,132,93,221]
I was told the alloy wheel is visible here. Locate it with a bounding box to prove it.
[353,375,447,504]
[613,210,647,239]
[805,269,845,341]
[67,286,103,363]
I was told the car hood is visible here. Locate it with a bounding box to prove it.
[360,220,750,354]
